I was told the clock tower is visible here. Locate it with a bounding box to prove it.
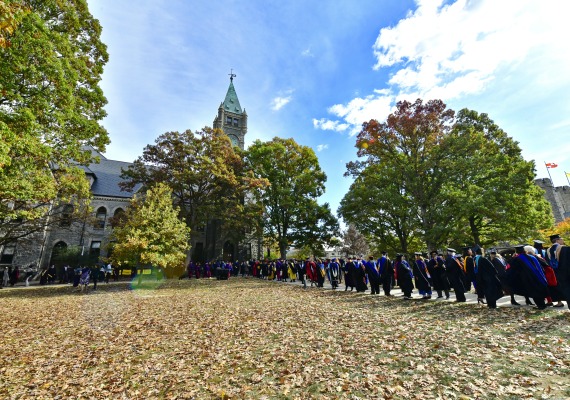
[213,71,247,149]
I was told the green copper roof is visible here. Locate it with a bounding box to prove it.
[223,81,242,114]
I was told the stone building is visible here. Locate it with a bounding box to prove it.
[0,76,260,270]
[535,178,570,223]
[0,152,139,271]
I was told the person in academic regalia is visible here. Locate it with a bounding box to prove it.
[549,234,569,308]
[473,246,503,308]
[9,265,19,287]
[47,264,56,284]
[427,251,449,299]
[445,248,467,302]
[365,256,380,295]
[80,266,91,292]
[344,258,355,291]
[395,254,414,299]
[305,258,316,287]
[295,260,306,288]
[377,252,394,296]
[554,244,570,309]
[328,258,340,289]
[506,245,548,309]
[547,234,564,268]
[529,242,564,307]
[462,247,475,293]
[316,259,326,287]
[72,266,81,287]
[354,257,368,293]
[412,253,431,299]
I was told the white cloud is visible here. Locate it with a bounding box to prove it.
[316,144,329,152]
[314,94,393,136]
[271,89,295,111]
[373,0,568,100]
[312,118,351,132]
[271,96,292,111]
[313,0,570,136]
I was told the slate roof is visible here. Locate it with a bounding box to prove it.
[89,158,141,198]
[222,81,243,114]
[79,147,141,198]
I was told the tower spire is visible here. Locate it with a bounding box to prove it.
[229,68,236,82]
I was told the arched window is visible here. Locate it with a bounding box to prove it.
[110,208,125,227]
[49,241,67,266]
[95,207,107,229]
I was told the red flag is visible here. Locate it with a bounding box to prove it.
[545,162,558,168]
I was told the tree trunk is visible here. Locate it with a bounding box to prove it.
[469,215,481,246]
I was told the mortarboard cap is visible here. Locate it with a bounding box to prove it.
[514,244,526,253]
[549,234,561,242]
[489,248,497,254]
[414,252,422,256]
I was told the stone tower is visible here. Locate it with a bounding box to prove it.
[213,71,247,149]
[535,178,570,223]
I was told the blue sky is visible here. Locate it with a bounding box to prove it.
[89,0,570,221]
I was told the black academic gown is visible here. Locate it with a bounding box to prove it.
[555,246,570,307]
[445,256,467,302]
[396,260,414,297]
[475,256,504,308]
[428,257,450,293]
[506,254,548,308]
[412,259,431,294]
[365,261,380,294]
[354,262,368,292]
[378,257,394,295]
[464,256,475,292]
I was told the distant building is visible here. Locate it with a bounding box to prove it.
[535,178,570,223]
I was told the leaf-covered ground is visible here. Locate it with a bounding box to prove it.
[0,278,569,399]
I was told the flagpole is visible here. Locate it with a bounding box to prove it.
[566,171,570,186]
[544,161,554,185]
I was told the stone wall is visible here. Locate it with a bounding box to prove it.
[535,178,570,223]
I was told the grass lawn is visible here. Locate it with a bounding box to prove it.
[0,278,569,399]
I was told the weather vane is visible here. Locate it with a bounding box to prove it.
[229,69,236,82]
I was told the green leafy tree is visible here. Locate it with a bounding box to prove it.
[441,108,554,245]
[340,162,420,253]
[0,0,109,241]
[110,183,191,273]
[245,137,339,259]
[120,128,266,251]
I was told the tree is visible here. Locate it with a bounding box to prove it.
[351,99,454,250]
[110,183,190,274]
[340,161,420,253]
[0,0,109,240]
[120,128,266,253]
[245,137,339,259]
[339,224,369,257]
[347,99,553,250]
[439,108,553,245]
